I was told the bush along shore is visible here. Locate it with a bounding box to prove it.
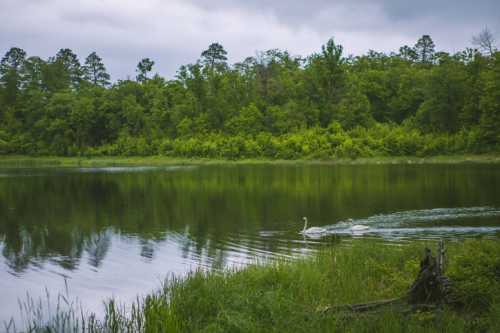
[9,239,500,333]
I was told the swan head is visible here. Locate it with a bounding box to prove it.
[302,217,308,231]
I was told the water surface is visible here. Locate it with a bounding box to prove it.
[1,163,500,323]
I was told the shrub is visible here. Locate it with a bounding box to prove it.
[448,240,500,311]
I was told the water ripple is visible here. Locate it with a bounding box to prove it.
[307,207,500,238]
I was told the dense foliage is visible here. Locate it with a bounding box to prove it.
[1,36,499,158]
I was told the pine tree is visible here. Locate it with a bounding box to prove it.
[0,47,27,105]
[83,52,110,86]
[136,58,154,82]
[201,43,228,69]
[55,48,83,88]
[415,35,435,64]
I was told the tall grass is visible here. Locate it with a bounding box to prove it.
[6,239,500,332]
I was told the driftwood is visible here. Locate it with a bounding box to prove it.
[321,240,451,314]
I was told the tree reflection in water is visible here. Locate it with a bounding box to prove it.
[0,164,499,275]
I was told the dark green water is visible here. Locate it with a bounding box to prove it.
[1,163,500,322]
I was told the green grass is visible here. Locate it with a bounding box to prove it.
[11,239,500,333]
[1,154,500,167]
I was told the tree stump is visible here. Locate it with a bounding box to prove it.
[407,240,451,305]
[320,240,452,314]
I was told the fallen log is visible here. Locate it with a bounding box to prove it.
[319,297,403,313]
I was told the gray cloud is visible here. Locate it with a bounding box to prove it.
[187,0,500,28]
[1,0,498,80]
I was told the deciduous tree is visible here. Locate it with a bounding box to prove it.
[472,27,497,56]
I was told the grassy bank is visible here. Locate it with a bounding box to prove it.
[14,239,500,333]
[1,154,500,167]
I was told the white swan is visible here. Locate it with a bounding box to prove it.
[350,225,370,231]
[300,217,327,235]
[345,218,370,232]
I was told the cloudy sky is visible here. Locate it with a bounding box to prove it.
[1,0,499,80]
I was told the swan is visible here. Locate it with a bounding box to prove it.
[350,225,370,231]
[345,219,370,232]
[300,217,327,235]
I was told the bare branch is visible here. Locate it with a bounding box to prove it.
[472,27,496,56]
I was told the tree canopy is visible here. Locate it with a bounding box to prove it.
[0,34,499,158]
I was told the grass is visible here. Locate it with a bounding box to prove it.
[8,239,500,333]
[1,154,500,167]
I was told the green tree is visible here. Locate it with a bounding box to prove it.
[306,38,347,126]
[122,95,146,136]
[1,37,499,157]
[225,103,264,135]
[266,101,307,134]
[460,50,488,127]
[136,58,155,82]
[336,76,373,129]
[201,43,228,70]
[0,47,27,105]
[414,35,435,64]
[55,48,83,88]
[83,52,110,86]
[479,53,500,145]
[22,56,45,90]
[399,45,417,62]
[14,56,47,141]
[37,92,75,154]
[70,96,96,153]
[416,55,466,132]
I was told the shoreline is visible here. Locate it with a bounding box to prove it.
[12,239,500,332]
[1,154,500,167]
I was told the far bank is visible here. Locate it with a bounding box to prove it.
[1,154,500,168]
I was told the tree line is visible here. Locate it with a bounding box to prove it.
[0,32,499,159]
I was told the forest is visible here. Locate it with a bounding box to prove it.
[0,34,499,159]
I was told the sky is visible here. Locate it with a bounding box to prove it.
[1,0,499,80]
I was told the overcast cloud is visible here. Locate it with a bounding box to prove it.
[1,0,499,80]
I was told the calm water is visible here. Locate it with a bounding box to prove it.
[1,163,500,323]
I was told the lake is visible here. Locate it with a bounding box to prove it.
[1,163,500,324]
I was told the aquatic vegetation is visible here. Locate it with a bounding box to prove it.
[8,239,500,332]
